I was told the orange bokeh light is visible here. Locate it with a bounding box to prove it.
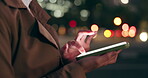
[129,26,136,37]
[130,26,136,32]
[91,24,99,31]
[122,30,129,37]
[58,26,66,35]
[122,23,129,31]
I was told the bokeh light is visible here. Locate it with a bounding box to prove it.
[139,32,148,42]
[57,0,65,5]
[49,0,57,3]
[54,10,64,18]
[122,23,129,31]
[80,17,88,21]
[80,9,89,18]
[69,20,77,28]
[113,17,122,26]
[37,0,43,2]
[129,26,136,37]
[104,30,114,38]
[74,0,82,6]
[91,24,99,31]
[115,30,122,37]
[58,26,66,35]
[122,30,129,37]
[130,26,136,32]
[129,30,136,37]
[121,0,129,4]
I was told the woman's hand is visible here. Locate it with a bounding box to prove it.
[60,40,84,63]
[60,30,122,72]
[77,50,121,73]
[75,31,97,52]
[60,31,97,64]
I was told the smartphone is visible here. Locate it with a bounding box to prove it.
[76,41,130,60]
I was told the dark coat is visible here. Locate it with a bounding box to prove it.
[0,0,86,78]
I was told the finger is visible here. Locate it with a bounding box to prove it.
[68,41,86,54]
[65,43,69,53]
[107,54,119,65]
[74,41,86,54]
[116,50,122,53]
[86,31,97,44]
[86,34,96,45]
[97,52,117,62]
[75,31,96,41]
[80,35,87,42]
[95,52,118,66]
[107,51,120,63]
[78,46,86,54]
[61,43,69,54]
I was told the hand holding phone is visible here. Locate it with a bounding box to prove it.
[76,41,130,60]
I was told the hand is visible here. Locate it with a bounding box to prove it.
[60,30,97,64]
[60,40,85,63]
[75,30,97,52]
[77,50,121,73]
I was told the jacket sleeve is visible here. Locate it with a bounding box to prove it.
[0,18,86,78]
[0,16,86,78]
[44,62,86,78]
[43,24,86,78]
[0,18,15,78]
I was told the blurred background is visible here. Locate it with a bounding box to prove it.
[37,0,148,78]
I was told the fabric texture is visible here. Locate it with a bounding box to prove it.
[0,0,86,78]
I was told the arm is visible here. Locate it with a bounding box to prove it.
[0,18,15,78]
[0,17,86,78]
[0,18,120,78]
[45,62,86,78]
[44,44,120,78]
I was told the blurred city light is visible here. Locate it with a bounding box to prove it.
[115,30,122,37]
[104,30,114,38]
[113,17,122,26]
[130,26,136,32]
[80,9,89,18]
[80,9,89,21]
[122,23,129,31]
[80,17,88,21]
[139,32,148,42]
[69,20,77,28]
[44,0,72,18]
[49,0,57,3]
[54,10,64,18]
[129,26,136,37]
[121,0,129,4]
[74,0,82,6]
[57,0,65,5]
[58,26,66,35]
[91,24,99,31]
[122,30,129,37]
[37,0,43,2]
[129,30,136,37]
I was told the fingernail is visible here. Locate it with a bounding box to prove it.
[79,49,86,54]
